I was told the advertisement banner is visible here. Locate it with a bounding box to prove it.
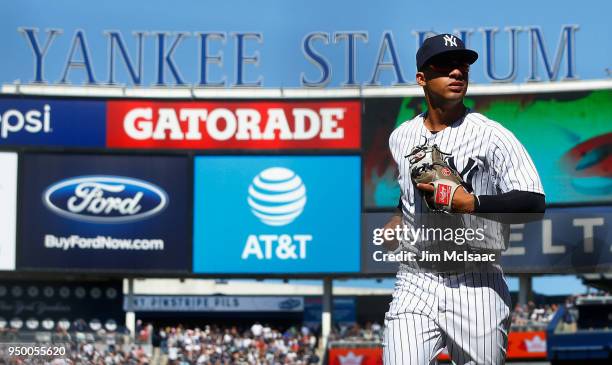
[107,100,361,150]
[0,280,123,332]
[329,331,546,365]
[17,154,191,273]
[303,297,356,327]
[328,348,383,365]
[363,90,612,207]
[0,152,17,271]
[193,156,360,274]
[125,295,304,312]
[436,332,546,360]
[3,1,607,87]
[361,208,612,275]
[501,207,612,274]
[0,98,106,147]
[506,331,547,359]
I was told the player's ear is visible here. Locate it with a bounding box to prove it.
[416,71,427,86]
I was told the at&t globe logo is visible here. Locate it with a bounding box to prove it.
[247,167,307,226]
[242,167,312,261]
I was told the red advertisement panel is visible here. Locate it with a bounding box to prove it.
[329,332,546,364]
[435,331,548,360]
[506,331,547,359]
[107,100,361,150]
[328,348,383,365]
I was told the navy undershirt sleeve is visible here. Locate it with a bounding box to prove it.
[475,190,545,213]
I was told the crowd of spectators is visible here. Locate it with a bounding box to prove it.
[154,323,319,365]
[328,322,383,343]
[510,302,558,329]
[0,322,320,365]
[509,291,612,330]
[0,325,149,365]
[6,291,612,364]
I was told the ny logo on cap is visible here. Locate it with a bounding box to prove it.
[443,35,457,47]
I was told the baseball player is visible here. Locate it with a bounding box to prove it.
[382,34,545,365]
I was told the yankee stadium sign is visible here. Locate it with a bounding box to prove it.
[4,0,607,89]
[16,26,578,87]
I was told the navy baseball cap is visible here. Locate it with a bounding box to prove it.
[416,34,478,71]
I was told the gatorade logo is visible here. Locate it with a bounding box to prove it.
[106,100,361,150]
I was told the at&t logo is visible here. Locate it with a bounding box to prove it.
[242,167,312,260]
[247,167,307,226]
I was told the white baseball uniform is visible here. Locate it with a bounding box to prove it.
[383,110,544,365]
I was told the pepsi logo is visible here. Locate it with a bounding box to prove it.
[43,176,168,223]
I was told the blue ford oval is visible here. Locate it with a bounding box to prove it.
[43,175,168,223]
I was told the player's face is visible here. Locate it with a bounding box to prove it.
[417,57,470,102]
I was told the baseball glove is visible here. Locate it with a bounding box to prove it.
[406,144,465,212]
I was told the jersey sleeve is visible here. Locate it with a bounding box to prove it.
[488,127,545,195]
[388,128,402,165]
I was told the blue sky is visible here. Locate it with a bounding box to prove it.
[3,0,609,86]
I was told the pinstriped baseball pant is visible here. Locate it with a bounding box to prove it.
[383,269,512,365]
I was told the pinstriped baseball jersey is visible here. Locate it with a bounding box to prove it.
[390,110,544,216]
[383,269,512,365]
[383,109,544,365]
[389,110,544,253]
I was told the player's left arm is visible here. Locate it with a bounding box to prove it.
[477,127,546,214]
[416,127,546,214]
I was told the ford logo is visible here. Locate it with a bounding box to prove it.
[43,176,168,223]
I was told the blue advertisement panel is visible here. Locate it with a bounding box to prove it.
[2,0,607,87]
[193,156,360,274]
[18,154,191,273]
[304,297,356,327]
[0,98,105,147]
[361,208,612,274]
[501,207,612,274]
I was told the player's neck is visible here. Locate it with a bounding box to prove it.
[423,103,467,132]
